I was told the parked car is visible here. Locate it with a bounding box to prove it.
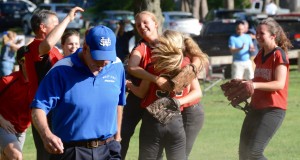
[162,11,202,36]
[273,13,300,62]
[204,9,245,22]
[87,10,134,32]
[22,3,84,35]
[0,1,32,31]
[245,0,290,15]
[18,0,37,12]
[196,19,245,78]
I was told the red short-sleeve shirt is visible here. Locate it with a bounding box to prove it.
[251,47,289,110]
[0,71,31,132]
[25,39,63,101]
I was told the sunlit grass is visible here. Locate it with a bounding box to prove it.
[23,66,300,160]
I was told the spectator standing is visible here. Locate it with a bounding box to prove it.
[265,0,278,15]
[0,31,22,76]
[61,29,81,57]
[25,7,84,160]
[242,20,259,69]
[31,25,126,160]
[228,21,255,80]
[0,46,31,160]
[238,17,292,159]
[115,20,135,62]
[248,28,259,69]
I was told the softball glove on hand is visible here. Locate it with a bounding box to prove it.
[146,97,181,124]
[220,79,254,107]
[170,63,198,92]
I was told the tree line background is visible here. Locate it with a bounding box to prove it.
[27,0,299,25]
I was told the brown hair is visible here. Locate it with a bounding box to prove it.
[61,29,80,45]
[259,17,293,52]
[30,9,56,34]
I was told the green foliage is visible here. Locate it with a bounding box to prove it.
[161,0,176,11]
[208,0,251,10]
[95,0,133,10]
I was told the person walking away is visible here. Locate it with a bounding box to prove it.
[0,46,31,160]
[228,21,255,80]
[25,7,84,160]
[31,25,126,160]
[61,29,81,57]
[0,31,22,76]
[238,17,292,160]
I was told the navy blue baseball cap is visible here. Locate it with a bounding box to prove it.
[248,28,256,35]
[85,25,116,61]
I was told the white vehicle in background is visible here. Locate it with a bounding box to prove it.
[22,3,84,35]
[162,11,202,36]
[1,0,36,12]
[245,0,290,15]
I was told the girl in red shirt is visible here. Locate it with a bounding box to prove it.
[0,46,31,160]
[127,30,207,160]
[121,11,208,159]
[238,17,292,160]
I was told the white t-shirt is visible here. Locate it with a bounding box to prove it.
[266,2,277,15]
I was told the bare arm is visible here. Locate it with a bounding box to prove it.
[4,39,20,52]
[127,50,157,82]
[253,64,287,91]
[177,78,202,105]
[229,44,244,54]
[31,108,64,154]
[126,79,151,98]
[115,106,123,142]
[39,7,84,56]
[127,50,171,91]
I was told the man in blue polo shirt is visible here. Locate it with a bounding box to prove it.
[31,25,126,160]
[228,21,255,80]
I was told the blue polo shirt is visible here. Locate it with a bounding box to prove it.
[31,49,126,142]
[228,33,253,61]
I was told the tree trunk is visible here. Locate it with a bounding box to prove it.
[181,0,190,12]
[193,0,200,19]
[224,0,234,9]
[262,0,267,13]
[200,0,208,22]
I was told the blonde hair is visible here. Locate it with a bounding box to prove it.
[135,11,159,27]
[152,30,183,75]
[134,11,160,29]
[152,30,208,75]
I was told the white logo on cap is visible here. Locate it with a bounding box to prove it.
[100,37,111,47]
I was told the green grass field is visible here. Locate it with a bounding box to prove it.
[22,66,300,160]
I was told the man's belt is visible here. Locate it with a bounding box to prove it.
[64,137,114,149]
